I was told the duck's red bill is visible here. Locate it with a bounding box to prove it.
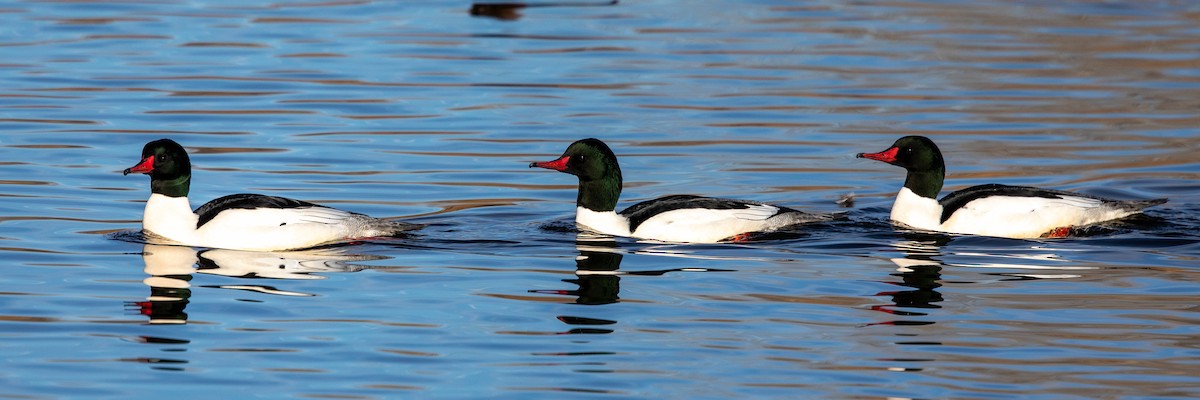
[125,155,155,175]
[530,155,570,171]
[858,147,899,163]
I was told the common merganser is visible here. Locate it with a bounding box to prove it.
[857,136,1167,238]
[123,139,419,251]
[529,138,829,243]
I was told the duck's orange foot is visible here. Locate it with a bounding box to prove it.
[1042,226,1072,238]
[726,232,754,242]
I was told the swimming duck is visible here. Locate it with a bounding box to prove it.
[123,138,419,251]
[857,135,1166,238]
[530,138,828,242]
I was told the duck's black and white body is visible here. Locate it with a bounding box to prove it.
[124,139,419,251]
[857,136,1166,238]
[530,138,828,243]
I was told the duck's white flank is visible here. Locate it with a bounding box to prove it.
[575,204,802,243]
[890,187,1142,238]
[142,193,384,251]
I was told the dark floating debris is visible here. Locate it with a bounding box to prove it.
[470,0,618,21]
[836,192,855,208]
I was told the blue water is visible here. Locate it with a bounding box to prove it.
[2,0,1199,398]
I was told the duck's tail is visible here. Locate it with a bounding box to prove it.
[1111,197,1168,212]
[359,217,424,237]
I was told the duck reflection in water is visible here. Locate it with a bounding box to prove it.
[530,234,731,335]
[872,232,950,323]
[132,245,195,324]
[871,231,1092,326]
[559,234,624,306]
[130,244,386,324]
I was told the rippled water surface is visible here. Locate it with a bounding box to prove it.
[2,0,1199,398]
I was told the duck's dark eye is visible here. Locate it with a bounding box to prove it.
[157,155,166,161]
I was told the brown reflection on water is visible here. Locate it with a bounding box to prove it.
[145,109,314,115]
[94,75,641,90]
[278,53,346,58]
[51,17,157,25]
[26,87,290,98]
[639,104,808,112]
[84,34,170,40]
[923,348,1194,398]
[0,179,54,186]
[336,114,441,120]
[251,17,355,24]
[200,168,389,176]
[180,42,268,48]
[893,5,1199,123]
[384,150,550,158]
[944,138,1200,184]
[278,98,391,104]
[0,118,96,125]
[0,215,131,224]
[628,139,833,147]
[5,143,88,149]
[185,146,288,155]
[514,46,634,54]
[0,93,80,99]
[167,91,288,97]
[698,292,874,308]
[409,197,535,218]
[51,129,253,135]
[296,131,481,137]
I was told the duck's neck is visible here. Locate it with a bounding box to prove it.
[151,174,191,198]
[903,167,944,200]
[577,174,621,212]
